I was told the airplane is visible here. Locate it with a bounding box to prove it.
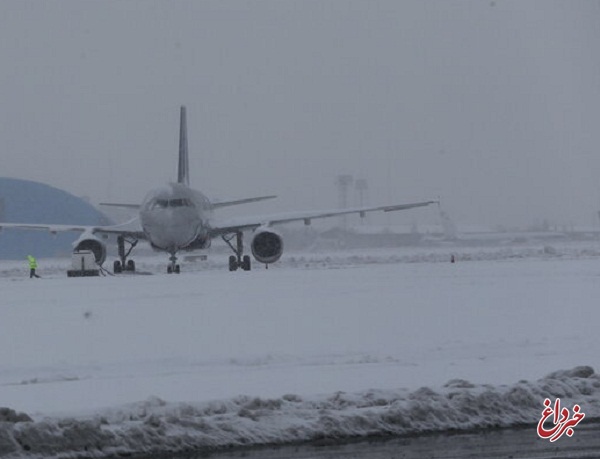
[0,106,437,274]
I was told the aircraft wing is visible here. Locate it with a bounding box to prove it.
[209,200,437,236]
[99,195,278,210]
[212,195,277,209]
[98,203,141,210]
[0,217,145,239]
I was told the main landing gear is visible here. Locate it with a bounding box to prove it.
[222,231,251,271]
[113,235,138,274]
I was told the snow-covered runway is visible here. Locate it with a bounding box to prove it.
[1,244,599,457]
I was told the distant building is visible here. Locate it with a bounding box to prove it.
[0,177,111,259]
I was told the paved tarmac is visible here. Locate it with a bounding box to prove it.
[162,421,600,459]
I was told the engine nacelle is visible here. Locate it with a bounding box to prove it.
[72,234,107,266]
[250,227,283,265]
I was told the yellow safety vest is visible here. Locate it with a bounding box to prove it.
[27,256,37,269]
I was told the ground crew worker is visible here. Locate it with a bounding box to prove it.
[27,255,41,278]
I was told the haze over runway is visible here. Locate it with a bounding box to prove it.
[1,1,599,230]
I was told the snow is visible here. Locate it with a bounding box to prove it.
[1,240,600,457]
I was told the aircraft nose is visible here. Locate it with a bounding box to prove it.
[142,210,200,251]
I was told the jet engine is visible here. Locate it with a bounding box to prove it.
[72,233,107,266]
[250,227,283,264]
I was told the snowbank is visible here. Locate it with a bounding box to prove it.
[1,366,598,458]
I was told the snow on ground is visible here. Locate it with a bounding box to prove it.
[1,240,600,457]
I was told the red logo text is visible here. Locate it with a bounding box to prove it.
[537,398,585,442]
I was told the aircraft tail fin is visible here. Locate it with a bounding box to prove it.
[177,105,189,186]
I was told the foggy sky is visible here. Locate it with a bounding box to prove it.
[1,1,599,229]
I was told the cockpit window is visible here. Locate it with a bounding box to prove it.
[170,198,187,207]
[151,199,169,209]
[150,198,194,209]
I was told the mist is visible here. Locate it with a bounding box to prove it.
[1,0,599,230]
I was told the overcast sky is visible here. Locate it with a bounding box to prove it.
[1,1,599,229]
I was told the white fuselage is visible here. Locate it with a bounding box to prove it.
[139,183,212,255]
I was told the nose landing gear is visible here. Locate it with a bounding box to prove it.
[167,254,180,274]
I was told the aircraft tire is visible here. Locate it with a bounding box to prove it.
[228,255,238,272]
[242,255,251,271]
[175,264,180,274]
[167,265,173,274]
[114,260,123,274]
[127,260,136,272]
